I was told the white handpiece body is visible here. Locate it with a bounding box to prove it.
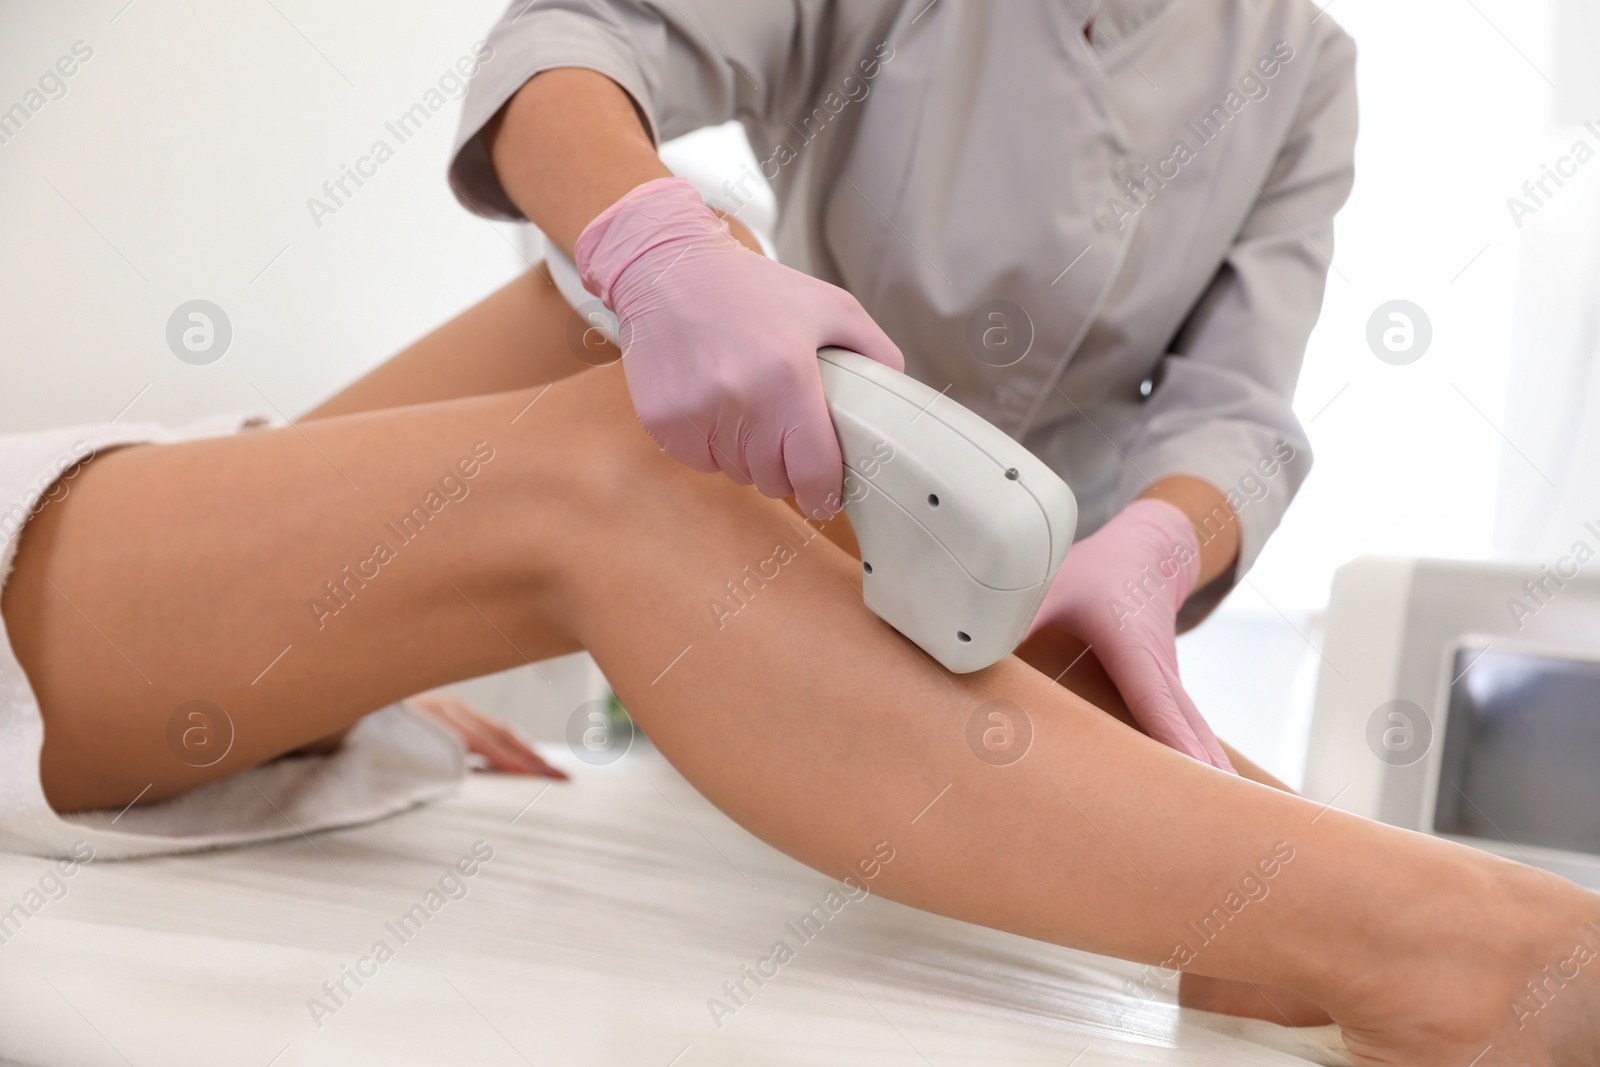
[545,248,1077,673]
[817,348,1076,671]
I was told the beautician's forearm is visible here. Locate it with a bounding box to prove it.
[488,70,764,258]
[487,68,673,253]
[1140,474,1239,589]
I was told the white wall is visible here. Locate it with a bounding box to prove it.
[1250,0,1559,609]
[1489,0,1600,560]
[1179,0,1569,779]
[0,0,526,433]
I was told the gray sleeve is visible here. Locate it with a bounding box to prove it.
[449,0,824,220]
[1117,25,1358,598]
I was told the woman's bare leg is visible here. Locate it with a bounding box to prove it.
[298,268,1300,794]
[4,358,1599,1064]
[302,265,1338,1027]
[164,269,1600,1045]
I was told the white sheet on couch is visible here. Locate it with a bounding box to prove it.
[0,746,1351,1067]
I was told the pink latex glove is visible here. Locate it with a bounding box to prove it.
[575,176,904,519]
[1026,498,1235,772]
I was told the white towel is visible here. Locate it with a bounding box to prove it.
[0,411,466,860]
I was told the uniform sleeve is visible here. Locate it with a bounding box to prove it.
[1116,26,1358,597]
[449,0,821,220]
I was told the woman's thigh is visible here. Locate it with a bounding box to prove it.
[2,376,633,811]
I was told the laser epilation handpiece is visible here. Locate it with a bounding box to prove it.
[548,248,1078,673]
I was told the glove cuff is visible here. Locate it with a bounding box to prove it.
[572,176,730,308]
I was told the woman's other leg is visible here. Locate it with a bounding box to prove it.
[300,195,767,421]
[302,266,610,421]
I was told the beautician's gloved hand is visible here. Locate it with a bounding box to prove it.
[1025,498,1235,772]
[574,176,904,519]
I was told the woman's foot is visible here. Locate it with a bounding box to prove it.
[1322,857,1600,1066]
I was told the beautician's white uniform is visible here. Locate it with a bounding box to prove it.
[449,0,1356,604]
